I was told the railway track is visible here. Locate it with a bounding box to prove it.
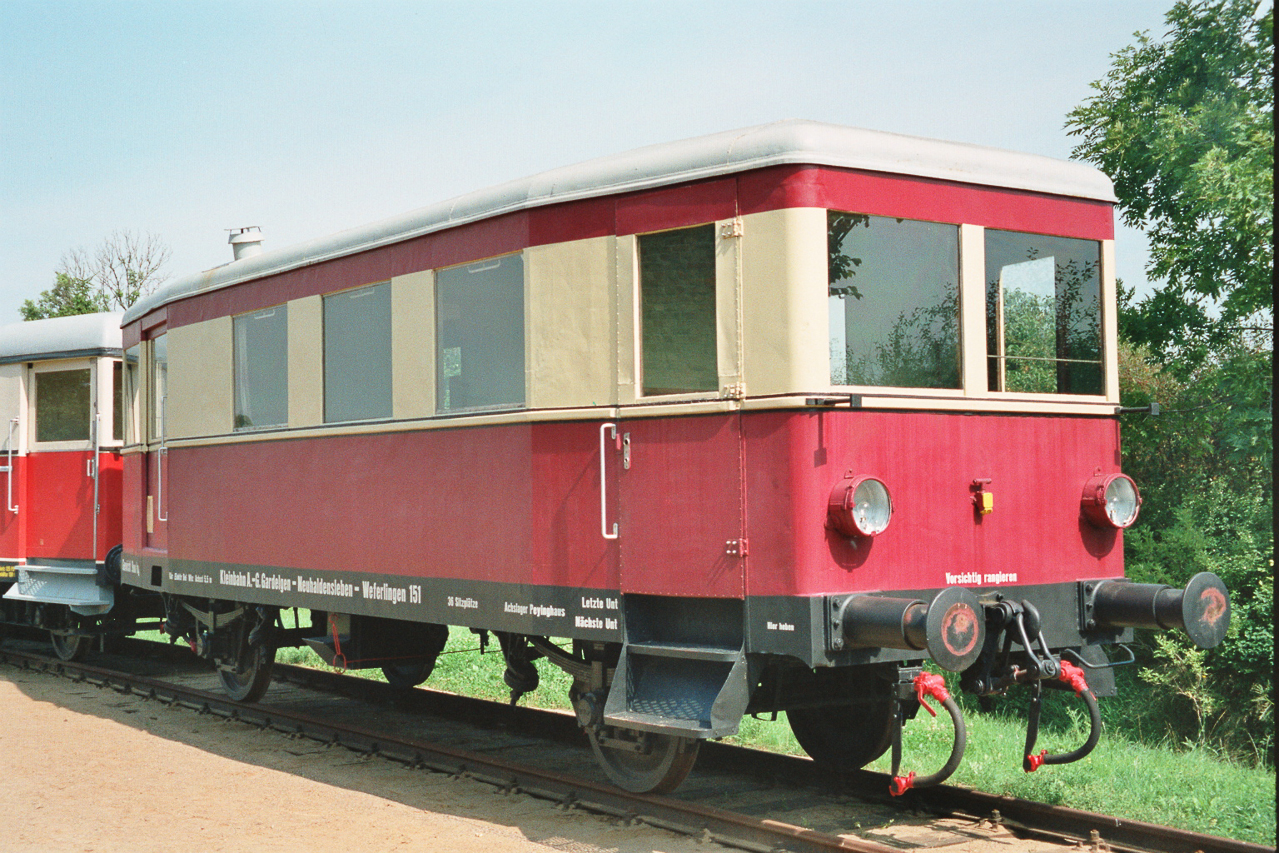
[0,638,1269,853]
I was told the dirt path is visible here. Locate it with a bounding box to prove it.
[0,666,709,853]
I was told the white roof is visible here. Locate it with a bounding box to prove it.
[0,312,125,364]
[124,120,1116,324]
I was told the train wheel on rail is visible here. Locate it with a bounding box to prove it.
[219,607,277,703]
[49,606,90,662]
[586,726,700,794]
[786,669,898,772]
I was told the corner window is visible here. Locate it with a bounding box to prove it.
[828,212,960,389]
[123,344,140,445]
[985,231,1102,395]
[34,369,91,443]
[324,282,392,423]
[112,361,123,441]
[149,334,167,441]
[233,305,289,430]
[639,224,717,395]
[436,255,525,413]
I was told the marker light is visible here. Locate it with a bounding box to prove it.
[829,476,893,538]
[1081,473,1142,529]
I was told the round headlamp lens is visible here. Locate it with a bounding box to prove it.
[851,478,892,536]
[1104,475,1140,528]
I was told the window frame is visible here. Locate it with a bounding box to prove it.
[29,359,96,450]
[434,253,527,415]
[233,303,290,432]
[322,281,394,425]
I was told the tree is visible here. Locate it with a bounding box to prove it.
[19,229,171,320]
[19,273,109,320]
[1066,0,1273,367]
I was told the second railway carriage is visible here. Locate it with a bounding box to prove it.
[0,313,138,659]
[116,121,1230,793]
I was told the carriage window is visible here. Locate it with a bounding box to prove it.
[34,369,91,443]
[149,334,167,441]
[233,306,288,429]
[324,282,392,423]
[985,231,1102,395]
[436,254,525,413]
[828,212,960,389]
[640,224,717,395]
[112,361,123,441]
[124,344,140,444]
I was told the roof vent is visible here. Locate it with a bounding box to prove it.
[228,226,264,261]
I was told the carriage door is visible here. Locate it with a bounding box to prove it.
[615,222,746,600]
[616,414,746,599]
[26,359,99,561]
[145,333,168,550]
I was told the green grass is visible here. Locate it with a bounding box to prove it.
[139,621,1275,845]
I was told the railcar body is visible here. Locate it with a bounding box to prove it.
[115,121,1230,792]
[0,312,150,659]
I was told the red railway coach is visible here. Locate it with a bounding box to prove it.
[0,312,155,659]
[116,121,1230,793]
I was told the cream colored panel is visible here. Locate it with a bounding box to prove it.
[288,295,324,427]
[168,317,232,439]
[0,364,24,453]
[716,218,744,394]
[959,224,988,396]
[615,235,638,404]
[392,270,435,419]
[740,207,829,395]
[1101,239,1119,402]
[527,236,616,409]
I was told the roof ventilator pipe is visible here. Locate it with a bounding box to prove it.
[228,226,264,261]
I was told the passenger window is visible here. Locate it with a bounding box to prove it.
[435,255,525,413]
[324,282,392,423]
[233,306,289,429]
[34,368,91,443]
[639,224,717,395]
[828,212,960,389]
[985,231,1102,395]
[124,344,140,445]
[149,334,167,441]
[112,361,123,442]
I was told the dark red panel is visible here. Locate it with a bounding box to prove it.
[739,165,1113,240]
[614,179,739,235]
[740,409,1125,597]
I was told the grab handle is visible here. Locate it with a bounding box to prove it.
[599,423,618,540]
[4,417,16,514]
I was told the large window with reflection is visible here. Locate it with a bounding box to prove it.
[34,368,91,443]
[233,305,288,430]
[828,212,960,388]
[436,254,525,413]
[324,282,392,422]
[985,231,1102,395]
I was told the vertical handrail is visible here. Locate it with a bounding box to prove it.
[91,411,101,561]
[599,422,618,540]
[5,417,16,514]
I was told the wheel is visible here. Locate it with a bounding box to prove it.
[218,608,277,703]
[381,658,435,689]
[50,630,91,662]
[586,726,700,794]
[219,636,276,702]
[49,606,90,662]
[786,672,897,772]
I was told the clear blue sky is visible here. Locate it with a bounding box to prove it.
[1,1,1178,322]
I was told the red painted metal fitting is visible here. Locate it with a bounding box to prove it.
[1026,749,1048,772]
[1058,660,1090,696]
[889,771,916,796]
[913,672,950,718]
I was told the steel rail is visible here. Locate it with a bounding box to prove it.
[2,644,1272,853]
